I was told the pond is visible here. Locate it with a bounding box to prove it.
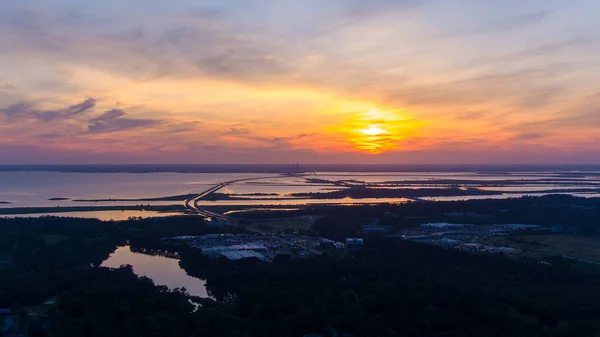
[101,246,209,298]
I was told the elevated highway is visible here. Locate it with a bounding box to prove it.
[184,174,309,221]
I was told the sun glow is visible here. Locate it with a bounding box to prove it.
[359,125,388,136]
[334,106,421,154]
[352,120,398,154]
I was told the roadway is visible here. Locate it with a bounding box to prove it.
[184,174,307,221]
[184,182,230,220]
[184,173,324,254]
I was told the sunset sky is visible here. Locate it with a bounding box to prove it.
[1,0,600,164]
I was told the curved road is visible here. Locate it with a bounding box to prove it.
[184,174,303,221]
[184,173,324,255]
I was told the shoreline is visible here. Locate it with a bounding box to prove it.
[0,205,187,215]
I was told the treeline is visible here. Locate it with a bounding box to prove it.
[291,187,500,199]
[49,266,239,337]
[0,215,220,309]
[5,197,600,336]
[178,237,600,336]
[306,195,600,234]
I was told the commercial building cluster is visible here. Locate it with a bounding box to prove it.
[167,233,347,262]
[399,222,561,254]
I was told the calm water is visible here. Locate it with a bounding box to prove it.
[0,171,270,208]
[0,210,186,221]
[101,246,209,298]
[1,170,599,212]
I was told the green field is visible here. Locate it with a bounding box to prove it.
[482,234,600,262]
[245,216,318,233]
[260,216,316,229]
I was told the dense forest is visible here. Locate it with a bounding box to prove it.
[179,237,600,337]
[3,196,600,336]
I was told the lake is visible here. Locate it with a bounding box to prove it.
[101,246,209,298]
[0,210,187,221]
[0,171,268,208]
[1,169,599,216]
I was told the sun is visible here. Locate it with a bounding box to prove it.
[359,125,388,136]
[330,104,421,154]
[352,123,395,153]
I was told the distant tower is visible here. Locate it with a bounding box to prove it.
[296,162,300,171]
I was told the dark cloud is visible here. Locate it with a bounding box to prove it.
[64,98,97,117]
[37,98,96,121]
[87,108,159,134]
[224,127,252,135]
[510,133,547,141]
[1,98,158,135]
[0,102,36,121]
[90,109,126,122]
[0,98,96,122]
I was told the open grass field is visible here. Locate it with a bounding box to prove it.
[258,216,316,230]
[245,216,319,234]
[481,234,600,262]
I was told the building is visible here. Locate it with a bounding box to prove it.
[319,238,346,249]
[346,238,364,248]
[494,224,539,231]
[220,250,265,261]
[362,225,393,235]
[421,223,467,229]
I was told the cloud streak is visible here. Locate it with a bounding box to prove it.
[87,108,159,134]
[0,98,96,122]
[1,0,600,163]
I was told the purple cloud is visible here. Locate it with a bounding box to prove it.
[87,108,159,134]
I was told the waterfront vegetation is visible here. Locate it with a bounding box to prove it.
[3,196,600,336]
[0,204,187,215]
[195,187,504,201]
